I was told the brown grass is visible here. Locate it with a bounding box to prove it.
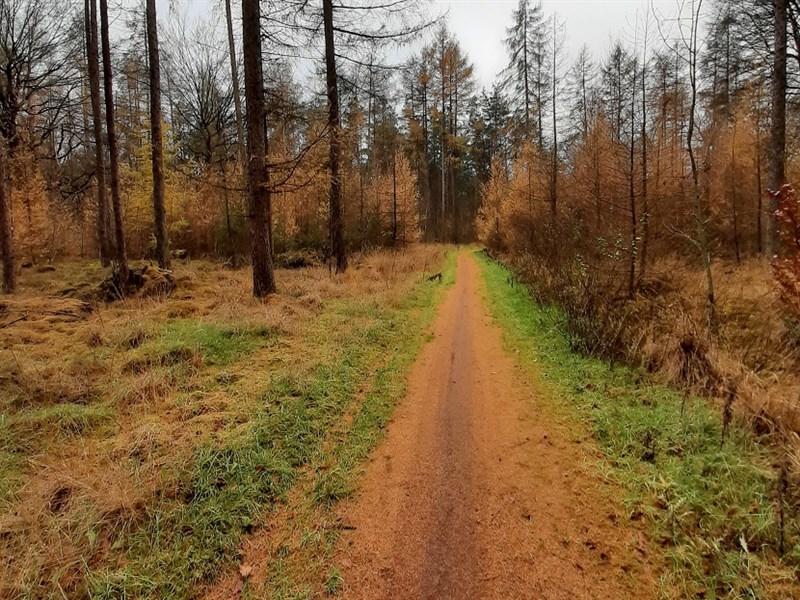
[0,244,447,599]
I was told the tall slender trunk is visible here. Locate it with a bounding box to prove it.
[0,137,14,293]
[392,151,398,244]
[687,1,715,338]
[550,15,558,221]
[85,0,111,265]
[323,0,347,273]
[146,0,170,269]
[242,0,276,296]
[225,0,246,166]
[628,62,638,298]
[99,0,128,281]
[731,121,741,262]
[756,117,764,254]
[639,45,649,283]
[768,0,787,255]
[439,35,447,241]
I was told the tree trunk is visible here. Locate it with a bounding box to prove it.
[146,0,170,269]
[687,7,715,338]
[392,151,398,245]
[99,0,129,281]
[731,121,741,263]
[85,0,112,266]
[225,0,246,166]
[550,16,558,221]
[639,48,649,284]
[242,0,276,296]
[768,0,787,255]
[0,137,15,293]
[323,0,347,273]
[628,63,638,298]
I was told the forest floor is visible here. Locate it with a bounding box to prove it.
[2,247,798,599]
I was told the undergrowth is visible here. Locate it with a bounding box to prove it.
[477,251,800,599]
[88,252,456,598]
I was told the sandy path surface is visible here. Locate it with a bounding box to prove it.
[335,252,656,599]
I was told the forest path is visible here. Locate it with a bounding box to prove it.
[334,252,657,599]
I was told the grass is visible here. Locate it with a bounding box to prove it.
[89,253,456,598]
[0,246,453,599]
[476,250,800,599]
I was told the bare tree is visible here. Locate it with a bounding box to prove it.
[769,0,787,255]
[224,0,246,165]
[242,0,276,296]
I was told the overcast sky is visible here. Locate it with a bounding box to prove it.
[169,0,684,91]
[441,0,681,89]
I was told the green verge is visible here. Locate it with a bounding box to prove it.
[88,252,457,599]
[475,251,799,600]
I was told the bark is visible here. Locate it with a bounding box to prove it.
[550,17,558,221]
[85,0,111,266]
[99,0,129,281]
[768,0,787,255]
[392,151,398,244]
[440,34,447,241]
[242,0,276,296]
[731,122,741,263]
[323,0,347,273]
[0,137,14,293]
[628,63,638,298]
[639,46,649,284]
[687,1,715,338]
[146,0,170,269]
[225,0,246,165]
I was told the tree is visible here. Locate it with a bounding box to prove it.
[502,0,548,147]
[84,0,112,266]
[242,0,276,296]
[323,0,347,273]
[224,0,246,165]
[146,0,170,269]
[99,0,129,280]
[0,135,13,293]
[769,0,788,255]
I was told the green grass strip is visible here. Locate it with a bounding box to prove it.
[89,253,457,599]
[475,251,799,599]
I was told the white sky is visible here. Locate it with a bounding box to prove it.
[441,0,681,89]
[166,0,685,91]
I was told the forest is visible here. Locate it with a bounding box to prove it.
[4,0,800,597]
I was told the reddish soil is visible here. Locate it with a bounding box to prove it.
[334,253,658,599]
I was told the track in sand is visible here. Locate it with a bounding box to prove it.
[335,252,657,599]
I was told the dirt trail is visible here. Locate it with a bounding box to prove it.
[335,253,656,599]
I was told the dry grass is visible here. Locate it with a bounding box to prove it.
[0,244,448,599]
